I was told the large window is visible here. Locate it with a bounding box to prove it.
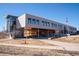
[42,21,45,26]
[42,21,50,27]
[32,19,40,25]
[58,24,62,28]
[51,23,57,28]
[36,20,39,25]
[69,27,76,31]
[45,22,47,26]
[51,23,54,27]
[27,18,40,25]
[47,22,50,27]
[54,24,57,27]
[27,18,31,24]
[32,19,36,24]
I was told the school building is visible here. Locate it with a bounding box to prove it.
[6,14,77,38]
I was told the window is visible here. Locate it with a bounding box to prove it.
[70,27,76,31]
[42,21,50,27]
[58,24,62,28]
[51,23,54,27]
[74,28,76,30]
[13,21,16,24]
[32,19,36,24]
[27,18,31,24]
[36,20,39,25]
[54,24,57,27]
[42,21,44,26]
[45,22,47,26]
[27,18,40,25]
[51,23,57,27]
[47,22,50,26]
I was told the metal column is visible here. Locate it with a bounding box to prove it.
[38,28,39,38]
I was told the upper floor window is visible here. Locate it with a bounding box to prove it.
[42,21,45,26]
[69,27,76,31]
[27,18,31,24]
[51,23,57,28]
[45,22,47,26]
[36,20,40,25]
[51,23,54,27]
[42,21,50,27]
[47,22,50,27]
[27,18,40,25]
[32,19,36,24]
[58,24,62,28]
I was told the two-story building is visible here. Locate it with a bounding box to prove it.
[6,14,77,38]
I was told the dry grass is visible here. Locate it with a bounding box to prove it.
[0,39,55,46]
[0,32,9,39]
[0,45,79,56]
[0,35,79,56]
[16,40,55,46]
[52,35,79,43]
[0,38,79,56]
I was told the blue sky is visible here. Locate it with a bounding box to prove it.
[0,3,79,31]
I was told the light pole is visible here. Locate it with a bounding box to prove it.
[66,17,69,34]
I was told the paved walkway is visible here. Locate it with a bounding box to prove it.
[40,40,79,51]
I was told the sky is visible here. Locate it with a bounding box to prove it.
[0,3,79,31]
